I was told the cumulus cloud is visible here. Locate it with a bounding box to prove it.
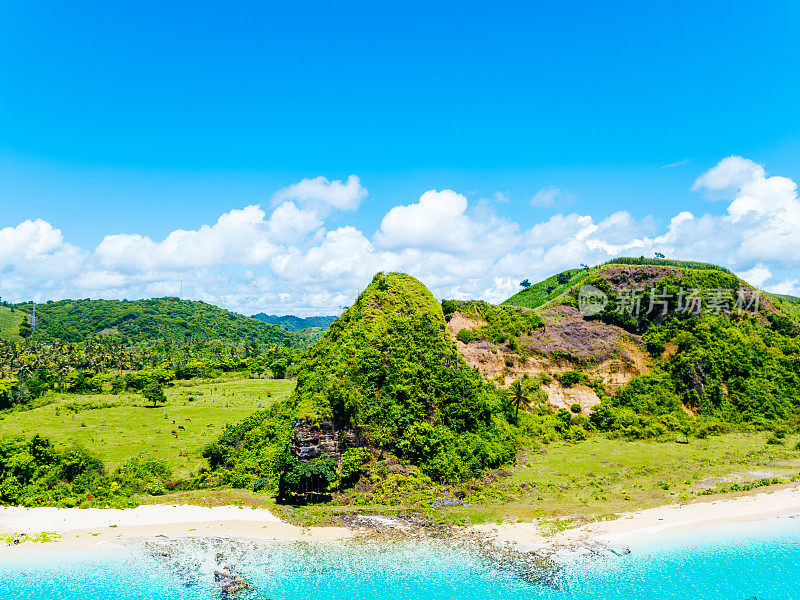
[96,205,278,271]
[272,175,367,212]
[692,156,765,194]
[374,189,518,256]
[0,219,64,265]
[3,159,800,315]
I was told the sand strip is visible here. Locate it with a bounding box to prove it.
[477,485,800,550]
[3,485,800,552]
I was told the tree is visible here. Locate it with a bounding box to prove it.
[142,381,166,407]
[270,358,288,379]
[519,279,531,289]
[506,379,530,425]
[19,320,32,338]
[655,251,665,259]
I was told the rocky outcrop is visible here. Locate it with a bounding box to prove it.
[291,420,341,460]
[215,565,250,596]
[290,420,365,462]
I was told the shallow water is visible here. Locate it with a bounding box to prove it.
[2,516,799,599]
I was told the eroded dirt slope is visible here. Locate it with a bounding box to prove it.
[448,304,649,411]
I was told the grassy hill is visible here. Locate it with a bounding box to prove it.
[13,297,298,346]
[251,313,337,332]
[0,306,24,341]
[491,258,800,438]
[504,257,735,310]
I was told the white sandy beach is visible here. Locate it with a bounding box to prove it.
[478,485,800,550]
[2,485,799,552]
[0,504,352,551]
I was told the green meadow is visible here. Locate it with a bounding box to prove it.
[0,375,293,477]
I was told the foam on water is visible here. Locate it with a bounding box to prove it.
[2,516,799,600]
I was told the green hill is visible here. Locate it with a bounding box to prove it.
[204,272,525,498]
[0,305,24,341]
[504,257,734,310]
[13,297,298,346]
[251,313,337,332]
[495,259,800,438]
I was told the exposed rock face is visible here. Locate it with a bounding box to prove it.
[447,305,649,409]
[543,382,602,411]
[290,420,364,462]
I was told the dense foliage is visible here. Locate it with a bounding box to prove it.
[0,434,173,507]
[602,256,733,273]
[578,269,800,438]
[442,300,543,346]
[14,297,298,346]
[582,268,744,333]
[0,337,300,411]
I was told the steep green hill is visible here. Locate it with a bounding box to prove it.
[0,306,24,341]
[251,313,337,332]
[13,297,298,346]
[204,272,527,495]
[503,268,588,310]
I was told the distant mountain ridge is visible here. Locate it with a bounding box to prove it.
[13,297,298,346]
[251,313,338,332]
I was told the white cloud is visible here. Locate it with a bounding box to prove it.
[692,156,765,194]
[0,219,64,265]
[530,186,575,207]
[769,279,800,296]
[267,201,323,244]
[375,189,472,252]
[736,264,772,287]
[272,175,367,212]
[3,159,800,315]
[96,205,278,271]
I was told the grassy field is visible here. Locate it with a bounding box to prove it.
[478,433,800,523]
[0,375,294,476]
[0,306,23,341]
[272,432,800,526]
[4,374,799,527]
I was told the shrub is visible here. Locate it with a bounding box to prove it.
[253,477,270,492]
[339,448,371,487]
[558,371,583,388]
[456,328,475,344]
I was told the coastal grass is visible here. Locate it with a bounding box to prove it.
[0,375,294,477]
[435,433,800,525]
[261,432,800,527]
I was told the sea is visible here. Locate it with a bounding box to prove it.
[1,514,799,599]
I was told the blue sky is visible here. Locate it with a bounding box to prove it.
[1,1,800,314]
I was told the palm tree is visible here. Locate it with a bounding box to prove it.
[507,379,530,425]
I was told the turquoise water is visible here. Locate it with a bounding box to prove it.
[2,516,799,599]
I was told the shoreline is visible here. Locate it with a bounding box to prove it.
[477,485,800,551]
[2,485,799,554]
[0,505,353,552]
